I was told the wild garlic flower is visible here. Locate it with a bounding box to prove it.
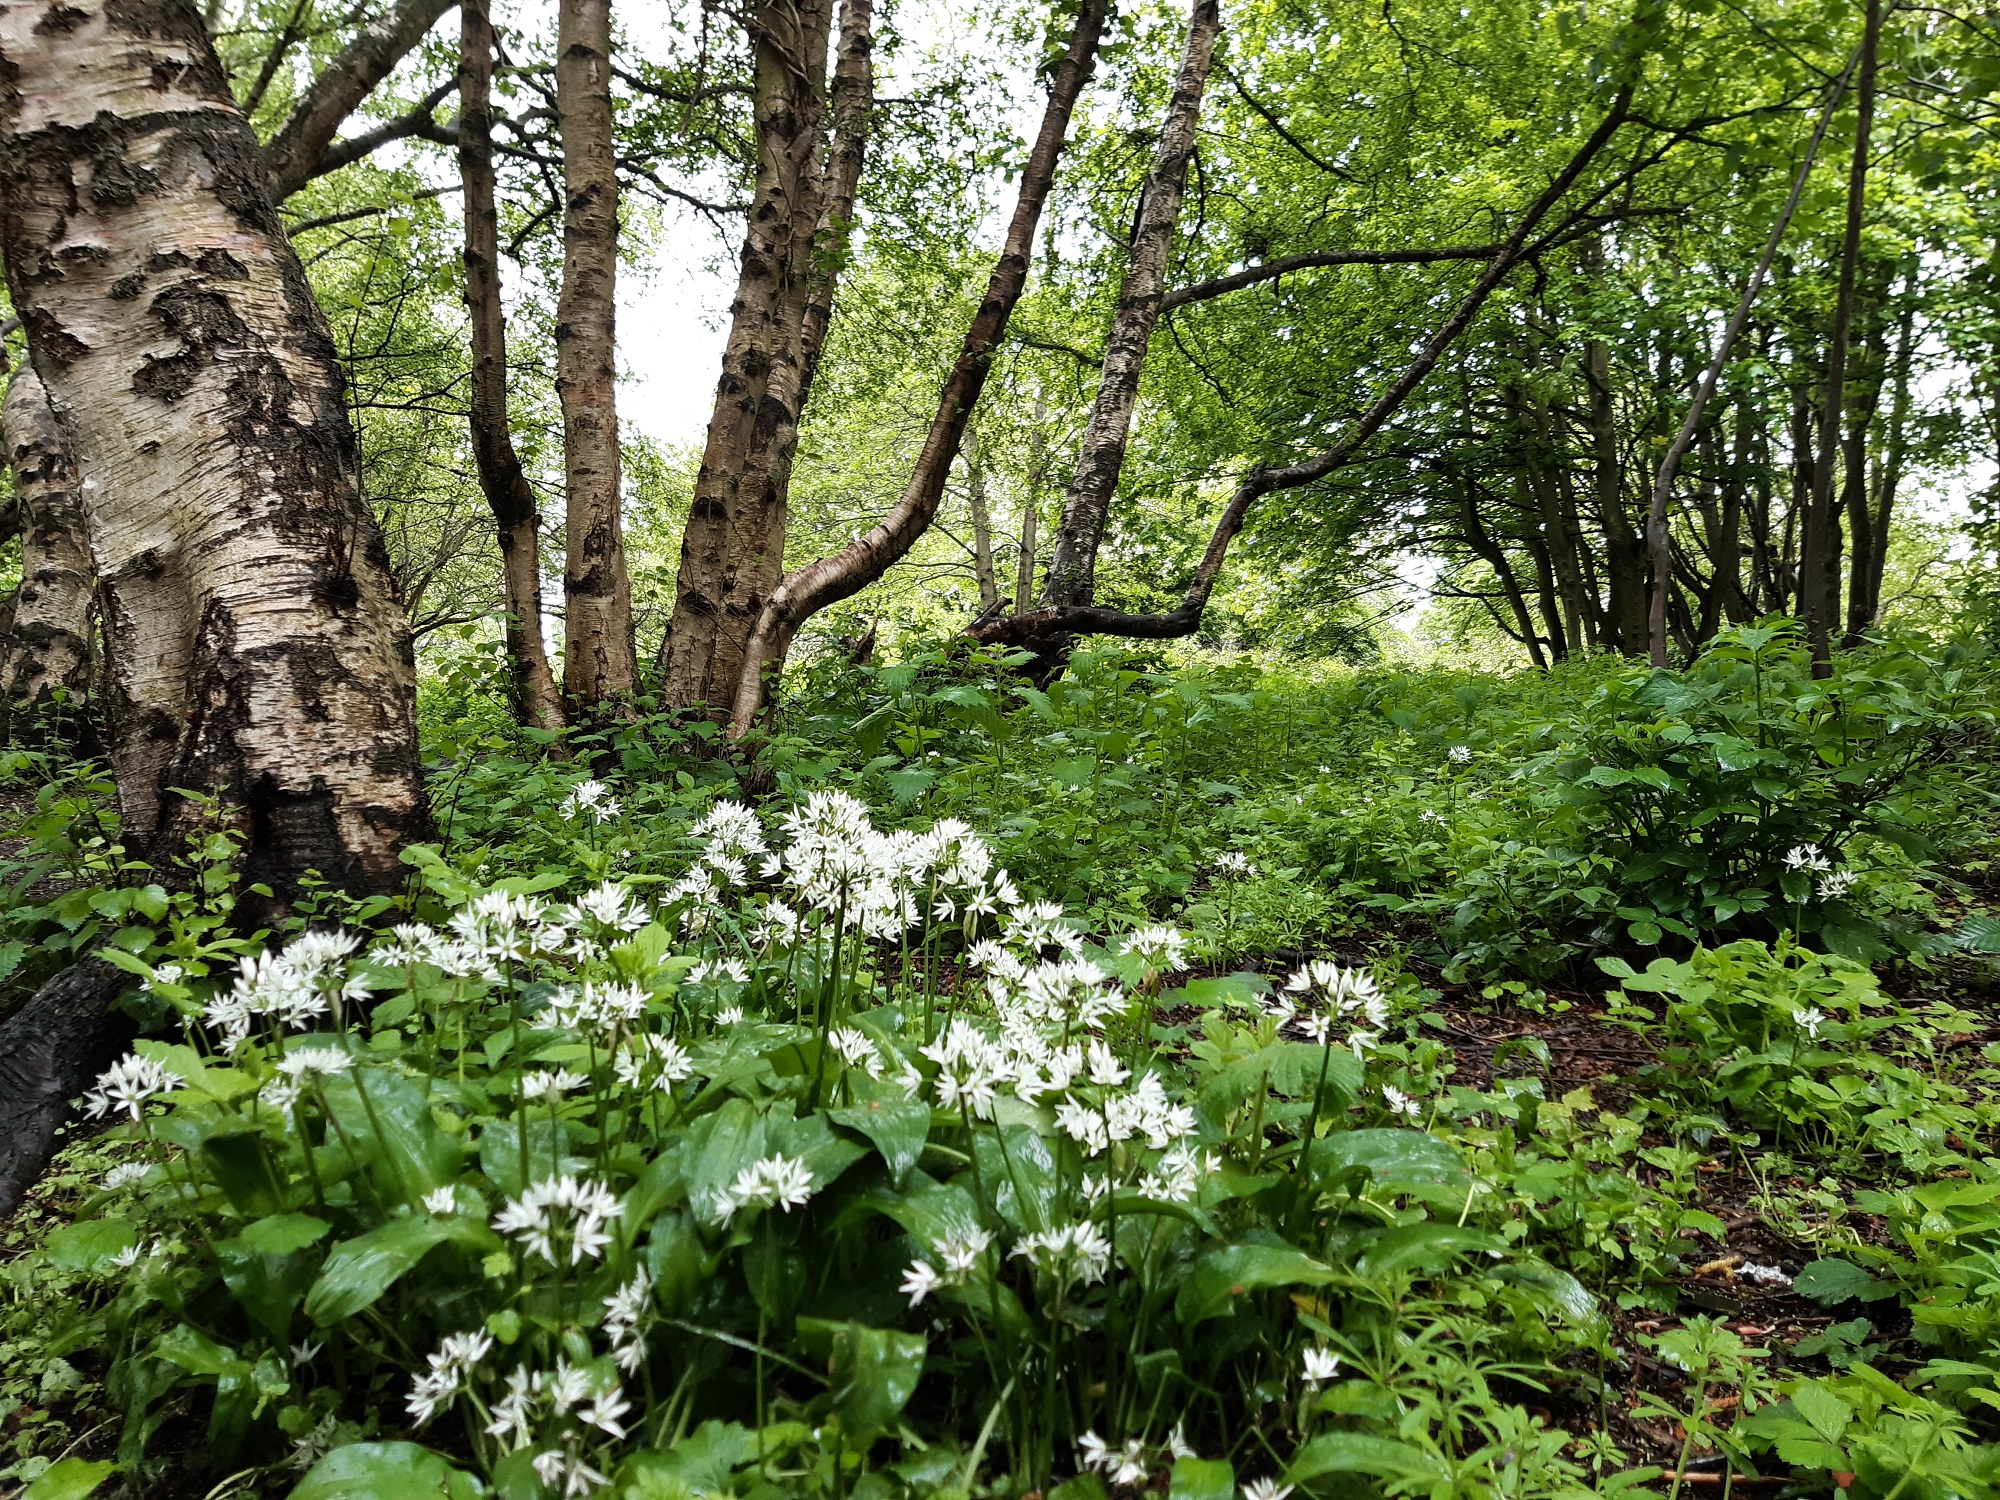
[83,1054,183,1122]
[901,1229,993,1304]
[829,1027,885,1077]
[450,891,550,966]
[292,1339,322,1365]
[423,1186,459,1215]
[1818,869,1857,900]
[1448,745,1473,763]
[146,962,185,990]
[1168,1423,1196,1460]
[563,881,650,935]
[688,957,750,987]
[261,1079,303,1113]
[1302,1346,1341,1386]
[1086,1039,1130,1088]
[544,980,647,1036]
[601,1268,653,1373]
[613,1034,694,1091]
[1784,843,1832,874]
[278,1045,353,1078]
[1120,924,1188,976]
[406,1330,495,1425]
[1241,1479,1294,1500]
[522,1068,587,1102]
[715,1005,745,1027]
[1011,1222,1111,1288]
[717,1154,815,1224]
[1144,1145,1213,1204]
[1215,851,1256,877]
[1794,1007,1826,1039]
[205,931,371,1053]
[1382,1085,1422,1120]
[562,779,621,823]
[494,1175,622,1265]
[103,1163,150,1191]
[532,1449,610,1498]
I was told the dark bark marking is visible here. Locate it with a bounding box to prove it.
[33,7,88,34]
[132,282,247,399]
[194,246,246,279]
[23,307,86,361]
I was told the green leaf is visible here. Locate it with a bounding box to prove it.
[623,1421,756,1499]
[799,1319,927,1433]
[318,1067,464,1201]
[217,1216,330,1339]
[22,1458,118,1500]
[1793,1259,1894,1306]
[305,1216,495,1325]
[289,1442,484,1500]
[1168,1458,1234,1500]
[1284,1432,1449,1483]
[682,1098,767,1227]
[1790,1381,1854,1445]
[1176,1243,1336,1325]
[1311,1128,1467,1190]
[1488,1261,1596,1321]
[44,1217,137,1272]
[1355,1223,1500,1276]
[829,1099,933,1187]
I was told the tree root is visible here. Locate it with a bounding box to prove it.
[0,956,134,1217]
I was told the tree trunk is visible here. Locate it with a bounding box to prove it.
[658,0,837,711]
[965,426,1000,613]
[1040,0,1220,612]
[0,366,96,747]
[460,0,563,731]
[555,0,639,706]
[0,0,428,890]
[727,0,1113,732]
[1801,0,1878,671]
[1586,339,1646,655]
[1854,259,1917,630]
[1840,259,1892,644]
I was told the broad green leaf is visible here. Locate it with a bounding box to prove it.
[22,1458,117,1500]
[1168,1457,1234,1500]
[305,1216,495,1325]
[623,1420,756,1499]
[799,1318,927,1433]
[290,1442,484,1500]
[217,1219,328,1340]
[1285,1432,1449,1483]
[1355,1223,1500,1276]
[1176,1243,1336,1325]
[682,1098,767,1227]
[1311,1128,1467,1189]
[44,1217,137,1272]
[319,1068,464,1200]
[829,1099,932,1186]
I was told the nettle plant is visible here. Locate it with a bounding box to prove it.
[44,794,1611,1498]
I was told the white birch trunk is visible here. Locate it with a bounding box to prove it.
[0,0,427,890]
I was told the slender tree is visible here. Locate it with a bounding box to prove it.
[555,0,640,706]
[460,0,564,730]
[1039,0,1221,617]
[1800,0,1880,671]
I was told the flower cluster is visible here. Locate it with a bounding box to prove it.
[82,1053,184,1122]
[407,1330,494,1425]
[715,1153,815,1225]
[204,930,372,1052]
[494,1175,622,1265]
